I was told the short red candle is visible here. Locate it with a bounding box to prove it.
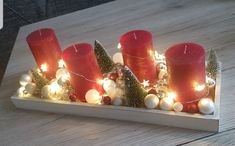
[120,30,158,84]
[62,43,104,102]
[165,43,206,103]
[26,28,62,79]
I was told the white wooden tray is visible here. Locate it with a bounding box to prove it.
[11,63,221,132]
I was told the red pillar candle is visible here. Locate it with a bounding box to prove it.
[165,43,206,104]
[62,43,104,102]
[120,30,158,84]
[26,28,62,79]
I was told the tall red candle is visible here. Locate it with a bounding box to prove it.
[26,28,62,79]
[62,43,104,102]
[120,30,158,84]
[165,43,206,104]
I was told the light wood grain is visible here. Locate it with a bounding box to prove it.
[184,129,235,146]
[1,0,235,145]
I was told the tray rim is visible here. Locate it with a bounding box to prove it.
[11,62,222,132]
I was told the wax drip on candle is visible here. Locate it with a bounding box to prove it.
[184,45,188,54]
[133,33,137,40]
[73,44,78,53]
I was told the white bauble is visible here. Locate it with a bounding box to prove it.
[144,94,159,109]
[27,70,33,78]
[56,68,70,80]
[49,82,61,94]
[106,87,118,98]
[49,78,58,84]
[48,82,62,100]
[156,86,167,93]
[19,74,32,86]
[115,88,125,98]
[57,76,68,86]
[160,97,174,111]
[158,63,167,70]
[41,85,50,98]
[198,98,215,115]
[173,102,183,112]
[85,89,102,104]
[113,52,123,64]
[116,78,125,89]
[25,83,36,94]
[112,97,123,106]
[16,86,26,97]
[206,77,216,88]
[158,69,167,80]
[156,86,167,99]
[17,86,31,98]
[103,79,116,92]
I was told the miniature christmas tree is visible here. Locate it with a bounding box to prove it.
[31,68,50,91]
[206,49,218,79]
[94,40,115,74]
[124,66,147,107]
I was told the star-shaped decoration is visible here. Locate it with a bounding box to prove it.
[58,59,66,68]
[141,80,150,88]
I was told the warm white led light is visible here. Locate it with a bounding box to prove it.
[40,64,48,72]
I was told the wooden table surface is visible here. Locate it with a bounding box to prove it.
[1,0,235,145]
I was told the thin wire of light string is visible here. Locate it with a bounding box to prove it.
[67,69,98,83]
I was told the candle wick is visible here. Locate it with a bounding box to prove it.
[184,45,188,54]
[133,33,137,40]
[73,45,78,53]
[38,29,42,36]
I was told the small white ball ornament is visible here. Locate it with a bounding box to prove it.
[206,77,216,88]
[56,68,70,80]
[198,98,215,115]
[160,97,174,111]
[103,79,116,92]
[25,83,36,94]
[49,82,61,96]
[116,78,125,89]
[57,76,69,86]
[106,87,117,98]
[155,86,167,99]
[19,74,32,86]
[27,70,34,78]
[173,102,183,112]
[49,78,58,84]
[158,63,167,70]
[144,94,159,109]
[112,97,123,106]
[85,89,102,104]
[41,85,50,98]
[113,52,123,65]
[17,86,26,97]
[115,88,125,98]
[158,69,167,80]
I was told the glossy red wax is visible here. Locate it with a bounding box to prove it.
[165,43,206,103]
[62,43,104,102]
[26,28,62,79]
[120,30,158,84]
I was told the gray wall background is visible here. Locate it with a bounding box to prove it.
[0,0,114,83]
